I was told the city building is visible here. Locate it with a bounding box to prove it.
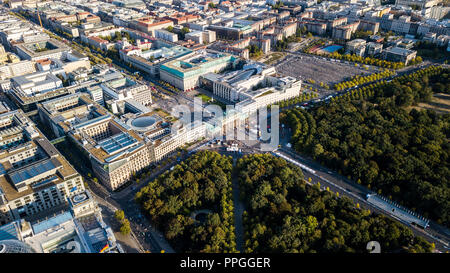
[120,40,193,77]
[332,21,360,40]
[10,71,63,96]
[395,0,441,9]
[366,42,383,56]
[185,30,217,45]
[154,29,179,43]
[0,190,123,253]
[0,60,37,92]
[298,20,327,36]
[208,40,250,59]
[15,39,71,62]
[42,94,152,191]
[129,17,174,36]
[100,76,153,114]
[200,62,302,115]
[8,84,75,113]
[0,109,85,225]
[159,50,238,91]
[382,46,417,64]
[346,39,367,56]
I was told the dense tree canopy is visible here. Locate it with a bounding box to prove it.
[283,66,450,226]
[237,154,433,253]
[135,151,237,252]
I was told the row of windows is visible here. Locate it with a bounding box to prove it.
[12,179,83,211]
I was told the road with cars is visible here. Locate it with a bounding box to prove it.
[12,7,450,254]
[83,54,450,253]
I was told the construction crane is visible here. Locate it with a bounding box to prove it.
[36,1,43,28]
[35,1,44,51]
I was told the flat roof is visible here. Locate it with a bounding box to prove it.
[98,132,138,155]
[8,158,61,186]
[385,46,415,56]
[0,111,79,201]
[32,211,73,235]
[160,50,235,78]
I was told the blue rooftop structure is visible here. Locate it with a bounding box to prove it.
[98,132,138,155]
[32,211,73,235]
[9,159,59,186]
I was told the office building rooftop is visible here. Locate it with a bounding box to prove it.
[0,110,79,201]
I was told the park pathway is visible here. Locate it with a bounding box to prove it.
[231,158,245,252]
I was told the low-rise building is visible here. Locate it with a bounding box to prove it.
[382,46,417,64]
[366,42,383,56]
[346,39,367,56]
[10,71,63,96]
[185,30,217,45]
[154,29,178,43]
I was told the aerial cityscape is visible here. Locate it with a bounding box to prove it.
[0,0,448,259]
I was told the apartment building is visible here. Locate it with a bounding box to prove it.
[390,15,412,35]
[298,20,327,36]
[154,29,179,43]
[332,21,360,40]
[274,21,298,38]
[359,20,380,34]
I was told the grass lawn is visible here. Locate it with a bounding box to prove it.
[408,93,450,115]
[195,94,212,102]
